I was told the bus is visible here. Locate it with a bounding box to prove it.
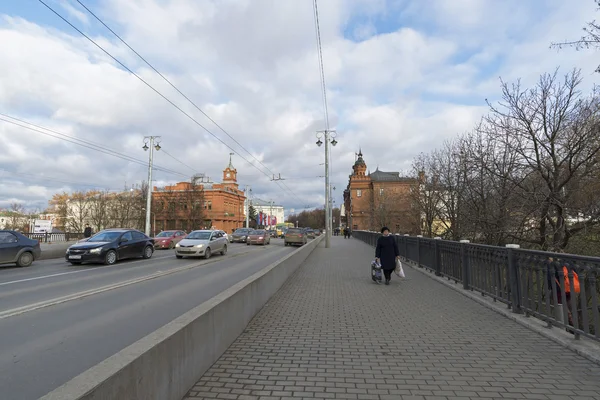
[275,222,294,237]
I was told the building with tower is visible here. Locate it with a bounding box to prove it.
[343,150,419,233]
[152,154,246,234]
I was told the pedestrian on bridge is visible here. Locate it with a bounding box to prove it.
[375,226,400,285]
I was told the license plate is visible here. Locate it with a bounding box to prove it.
[69,255,82,259]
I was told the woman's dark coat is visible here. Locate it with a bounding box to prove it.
[376,235,399,270]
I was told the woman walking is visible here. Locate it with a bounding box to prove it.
[375,226,400,285]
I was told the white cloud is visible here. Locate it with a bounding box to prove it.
[0,0,597,212]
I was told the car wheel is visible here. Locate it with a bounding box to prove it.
[221,245,227,255]
[105,250,117,265]
[247,242,250,246]
[17,252,34,267]
[143,245,153,259]
[204,247,211,259]
[176,255,183,259]
[169,242,174,249]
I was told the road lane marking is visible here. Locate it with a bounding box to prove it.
[0,245,286,319]
[0,254,175,287]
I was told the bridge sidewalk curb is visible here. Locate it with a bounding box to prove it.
[395,251,600,366]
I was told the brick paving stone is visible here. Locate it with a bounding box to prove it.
[184,237,600,400]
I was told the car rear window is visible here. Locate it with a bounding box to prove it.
[287,228,302,234]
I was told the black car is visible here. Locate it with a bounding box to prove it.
[231,228,253,243]
[65,228,154,265]
[0,230,42,267]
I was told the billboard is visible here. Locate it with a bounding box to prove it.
[33,219,52,234]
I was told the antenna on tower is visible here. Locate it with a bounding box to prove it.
[271,173,285,181]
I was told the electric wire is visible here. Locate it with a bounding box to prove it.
[0,168,121,191]
[73,0,307,207]
[161,149,198,174]
[0,114,188,178]
[38,0,306,206]
[75,0,280,180]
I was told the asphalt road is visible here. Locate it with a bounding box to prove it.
[0,239,294,400]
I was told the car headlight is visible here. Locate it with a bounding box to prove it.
[175,243,180,248]
[89,248,102,254]
[195,244,204,248]
[259,236,264,239]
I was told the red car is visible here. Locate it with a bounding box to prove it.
[247,229,271,246]
[153,230,186,249]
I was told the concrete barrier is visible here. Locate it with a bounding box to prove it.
[40,235,324,400]
[39,242,75,261]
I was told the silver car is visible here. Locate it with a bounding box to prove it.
[175,230,227,259]
[218,230,231,243]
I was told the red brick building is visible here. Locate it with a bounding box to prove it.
[152,157,246,234]
[343,150,419,233]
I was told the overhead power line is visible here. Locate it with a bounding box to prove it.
[74,0,281,180]
[37,0,305,206]
[312,0,330,131]
[0,114,188,178]
[0,168,122,191]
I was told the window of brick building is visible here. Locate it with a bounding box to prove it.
[356,189,362,197]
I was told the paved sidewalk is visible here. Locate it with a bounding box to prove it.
[184,237,600,400]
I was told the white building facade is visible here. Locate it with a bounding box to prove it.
[250,198,284,228]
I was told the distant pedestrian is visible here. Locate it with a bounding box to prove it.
[83,224,92,238]
[375,226,399,285]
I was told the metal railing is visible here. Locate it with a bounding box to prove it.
[354,230,600,343]
[23,232,84,243]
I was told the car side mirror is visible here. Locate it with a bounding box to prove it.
[120,237,129,243]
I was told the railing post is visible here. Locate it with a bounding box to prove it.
[460,240,470,290]
[416,235,422,267]
[44,232,48,243]
[506,244,522,314]
[403,234,409,258]
[434,237,442,276]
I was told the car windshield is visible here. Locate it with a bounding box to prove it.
[186,231,211,240]
[234,229,250,234]
[156,231,176,237]
[252,230,265,235]
[88,231,123,242]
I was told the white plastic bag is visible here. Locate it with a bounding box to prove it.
[395,259,405,278]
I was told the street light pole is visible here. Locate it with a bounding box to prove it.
[245,185,250,228]
[143,136,161,237]
[316,129,337,248]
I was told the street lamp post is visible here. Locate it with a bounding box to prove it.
[316,129,337,248]
[143,136,161,237]
[246,187,253,228]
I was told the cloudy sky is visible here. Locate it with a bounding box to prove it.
[0,0,597,213]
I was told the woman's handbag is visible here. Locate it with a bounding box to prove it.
[395,259,406,278]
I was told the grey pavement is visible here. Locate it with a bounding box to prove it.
[185,236,600,400]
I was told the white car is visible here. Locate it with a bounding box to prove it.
[175,230,227,259]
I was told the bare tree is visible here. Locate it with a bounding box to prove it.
[551,0,600,72]
[65,192,91,232]
[5,203,26,230]
[110,188,138,228]
[426,141,470,241]
[88,190,111,232]
[486,69,600,251]
[180,180,205,231]
[411,153,443,237]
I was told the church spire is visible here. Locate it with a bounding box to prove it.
[228,152,235,169]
